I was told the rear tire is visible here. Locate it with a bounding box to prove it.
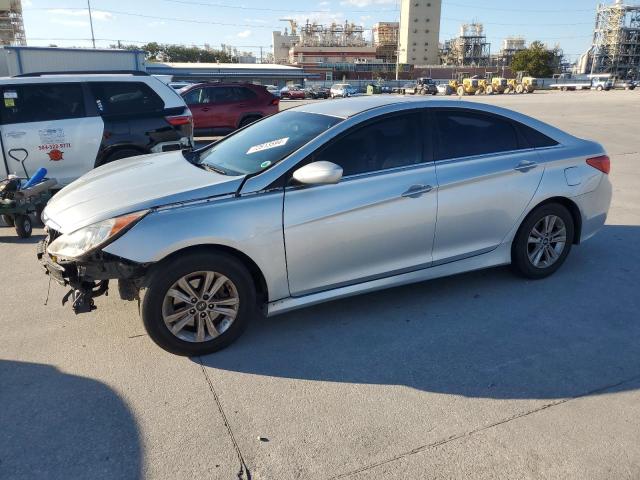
[2,214,14,227]
[14,214,32,238]
[511,203,574,279]
[239,116,262,128]
[100,148,143,166]
[141,251,257,356]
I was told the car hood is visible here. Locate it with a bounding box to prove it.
[43,151,245,234]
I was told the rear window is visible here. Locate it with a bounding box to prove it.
[0,83,85,124]
[518,124,559,148]
[199,111,341,175]
[89,81,164,115]
[435,109,519,160]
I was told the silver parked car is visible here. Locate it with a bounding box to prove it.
[39,97,612,356]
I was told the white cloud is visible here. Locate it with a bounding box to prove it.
[340,0,395,6]
[147,20,167,27]
[47,9,114,21]
[237,30,252,38]
[50,18,89,27]
[318,1,331,6]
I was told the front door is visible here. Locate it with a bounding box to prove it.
[0,83,102,186]
[431,108,545,264]
[283,112,438,296]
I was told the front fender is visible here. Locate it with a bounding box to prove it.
[103,190,289,301]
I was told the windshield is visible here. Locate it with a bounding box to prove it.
[198,111,342,175]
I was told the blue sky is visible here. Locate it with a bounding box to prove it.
[22,0,607,62]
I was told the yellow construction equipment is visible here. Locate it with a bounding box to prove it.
[449,73,483,96]
[506,71,539,94]
[484,73,508,94]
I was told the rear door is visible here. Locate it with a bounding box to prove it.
[431,108,544,264]
[283,111,438,295]
[182,87,213,130]
[0,82,102,185]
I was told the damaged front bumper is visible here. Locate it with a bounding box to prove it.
[37,234,148,314]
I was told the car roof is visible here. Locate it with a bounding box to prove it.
[0,74,155,85]
[290,96,578,143]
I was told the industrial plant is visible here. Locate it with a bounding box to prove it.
[0,0,25,46]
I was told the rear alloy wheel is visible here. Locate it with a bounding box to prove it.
[511,204,574,279]
[141,252,256,356]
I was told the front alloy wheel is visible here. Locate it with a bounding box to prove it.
[142,252,256,356]
[511,203,574,279]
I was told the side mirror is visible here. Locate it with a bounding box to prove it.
[292,161,343,186]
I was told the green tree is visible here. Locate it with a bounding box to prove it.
[511,41,563,77]
[111,43,234,63]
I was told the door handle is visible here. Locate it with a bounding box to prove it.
[401,184,433,198]
[514,160,538,172]
[201,107,210,112]
[6,131,26,137]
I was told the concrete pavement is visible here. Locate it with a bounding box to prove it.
[1,90,639,479]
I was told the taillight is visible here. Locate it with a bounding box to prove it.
[586,155,610,174]
[166,115,192,126]
[270,97,280,106]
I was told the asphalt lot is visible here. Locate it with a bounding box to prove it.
[1,90,639,479]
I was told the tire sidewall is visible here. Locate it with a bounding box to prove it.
[141,252,257,356]
[512,204,575,279]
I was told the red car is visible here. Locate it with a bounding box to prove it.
[280,85,306,99]
[180,83,279,135]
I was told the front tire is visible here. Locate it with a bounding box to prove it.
[141,252,257,356]
[511,204,574,279]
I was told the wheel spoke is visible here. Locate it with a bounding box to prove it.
[167,288,192,305]
[532,245,545,266]
[212,307,237,319]
[528,236,542,244]
[214,297,239,306]
[202,272,215,297]
[206,275,228,298]
[196,317,205,342]
[546,215,557,234]
[164,308,190,323]
[547,246,559,261]
[178,277,198,301]
[205,313,220,338]
[530,227,544,239]
[171,314,194,335]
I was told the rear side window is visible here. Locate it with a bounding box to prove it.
[518,124,559,148]
[434,110,519,160]
[89,82,164,115]
[183,87,209,105]
[0,83,85,124]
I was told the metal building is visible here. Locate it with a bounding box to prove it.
[0,0,25,46]
[591,0,640,79]
[0,46,147,76]
[442,23,491,67]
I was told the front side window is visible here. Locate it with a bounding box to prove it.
[89,82,164,115]
[434,110,519,160]
[313,112,423,177]
[0,83,85,124]
[199,111,341,175]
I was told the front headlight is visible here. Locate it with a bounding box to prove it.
[48,210,148,259]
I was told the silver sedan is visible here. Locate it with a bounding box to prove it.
[39,97,612,356]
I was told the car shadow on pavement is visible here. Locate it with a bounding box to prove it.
[200,225,640,400]
[0,360,142,480]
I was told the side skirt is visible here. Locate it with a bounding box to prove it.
[267,243,512,316]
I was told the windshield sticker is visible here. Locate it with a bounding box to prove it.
[246,137,289,155]
[260,160,272,169]
[3,91,18,99]
[4,98,14,107]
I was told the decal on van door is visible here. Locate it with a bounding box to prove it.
[47,149,64,161]
[37,128,71,161]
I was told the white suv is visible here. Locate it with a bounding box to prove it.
[0,71,193,186]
